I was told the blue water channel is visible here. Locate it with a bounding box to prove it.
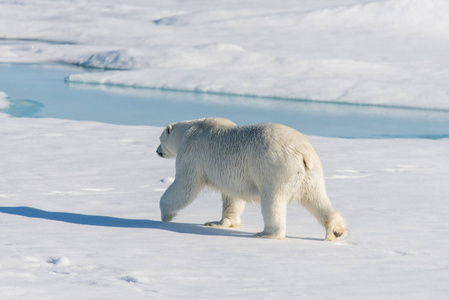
[1,62,448,139]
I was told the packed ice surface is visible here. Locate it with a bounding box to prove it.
[0,113,449,299]
[1,0,449,109]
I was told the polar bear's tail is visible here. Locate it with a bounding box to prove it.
[302,152,314,171]
[299,141,316,171]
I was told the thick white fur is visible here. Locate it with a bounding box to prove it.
[156,118,346,241]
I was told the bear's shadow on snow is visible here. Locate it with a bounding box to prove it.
[0,206,253,238]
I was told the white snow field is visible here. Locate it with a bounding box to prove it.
[1,0,449,299]
[0,115,449,299]
[1,0,449,109]
[0,113,448,299]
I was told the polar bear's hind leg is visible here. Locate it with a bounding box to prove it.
[254,192,289,239]
[205,194,245,228]
[300,191,347,241]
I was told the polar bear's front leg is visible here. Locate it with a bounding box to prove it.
[254,193,288,239]
[160,176,203,222]
[205,194,245,228]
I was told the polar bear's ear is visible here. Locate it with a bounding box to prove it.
[166,124,173,134]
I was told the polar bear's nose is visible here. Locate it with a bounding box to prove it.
[156,147,164,157]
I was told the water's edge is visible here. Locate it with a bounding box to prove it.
[1,62,448,139]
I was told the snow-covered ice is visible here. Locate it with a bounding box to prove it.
[0,114,448,299]
[1,0,449,299]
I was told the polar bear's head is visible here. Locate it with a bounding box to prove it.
[156,119,205,159]
[156,123,181,159]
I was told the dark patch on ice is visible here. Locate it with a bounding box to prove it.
[153,16,180,26]
[121,276,138,283]
[47,256,71,266]
[47,257,61,265]
[0,37,77,45]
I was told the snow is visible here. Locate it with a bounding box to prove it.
[0,114,448,299]
[1,0,449,109]
[1,0,449,298]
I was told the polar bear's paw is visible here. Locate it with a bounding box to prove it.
[253,231,286,240]
[161,211,177,223]
[325,227,346,241]
[324,211,347,241]
[204,218,240,228]
[204,220,228,227]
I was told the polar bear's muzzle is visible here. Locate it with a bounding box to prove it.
[156,145,164,157]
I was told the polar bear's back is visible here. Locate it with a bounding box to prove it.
[181,119,320,197]
[190,119,317,169]
[211,121,314,158]
[237,122,317,170]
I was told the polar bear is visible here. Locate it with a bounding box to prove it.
[156,118,346,241]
